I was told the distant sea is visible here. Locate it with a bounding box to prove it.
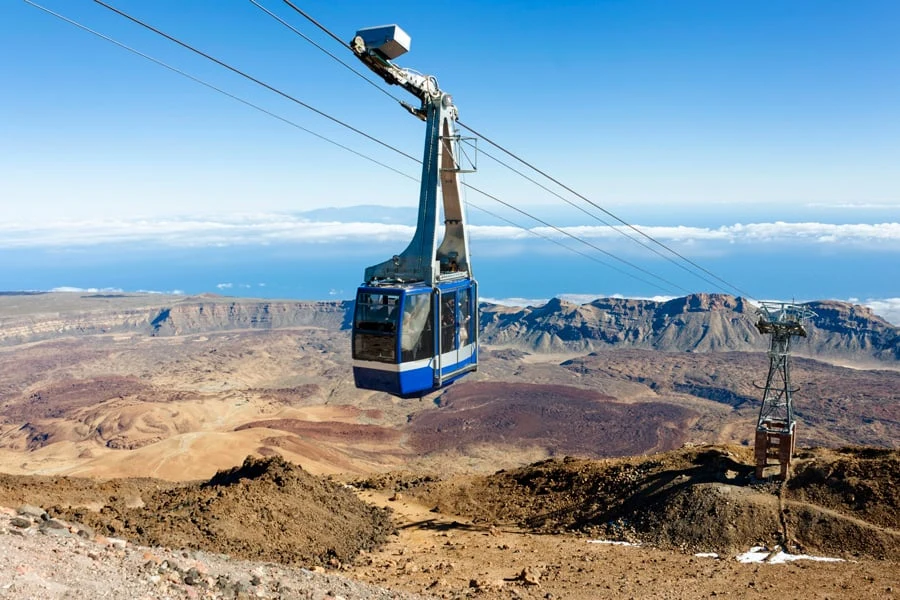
[2,203,898,323]
[2,241,898,325]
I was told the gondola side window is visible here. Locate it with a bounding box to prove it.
[459,286,471,346]
[441,293,457,354]
[353,292,400,362]
[400,293,434,362]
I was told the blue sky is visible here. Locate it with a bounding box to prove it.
[1,1,899,319]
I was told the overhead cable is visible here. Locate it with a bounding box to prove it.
[260,0,688,276]
[275,3,757,301]
[458,120,757,301]
[92,0,420,163]
[23,0,417,183]
[248,0,405,105]
[474,144,732,293]
[461,182,687,294]
[465,203,670,290]
[27,0,694,295]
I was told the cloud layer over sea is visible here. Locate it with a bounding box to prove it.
[3,208,897,325]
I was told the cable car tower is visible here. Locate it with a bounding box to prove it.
[349,25,478,397]
[753,302,817,479]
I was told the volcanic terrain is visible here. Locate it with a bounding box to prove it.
[0,291,897,598]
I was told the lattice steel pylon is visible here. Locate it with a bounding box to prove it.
[753,302,817,480]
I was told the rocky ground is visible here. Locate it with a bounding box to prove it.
[0,506,422,599]
[1,293,898,598]
[1,447,898,599]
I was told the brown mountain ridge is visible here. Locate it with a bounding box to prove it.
[1,291,897,363]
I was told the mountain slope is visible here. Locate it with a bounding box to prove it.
[480,293,899,362]
[1,291,896,363]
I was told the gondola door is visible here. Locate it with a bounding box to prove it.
[438,289,459,378]
[434,282,476,383]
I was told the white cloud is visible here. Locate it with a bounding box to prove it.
[860,298,900,326]
[805,202,900,210]
[481,296,549,307]
[1,213,898,250]
[136,289,186,295]
[50,286,124,293]
[482,294,676,307]
[216,283,233,289]
[0,213,415,249]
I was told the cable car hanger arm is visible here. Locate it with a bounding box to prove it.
[350,25,448,121]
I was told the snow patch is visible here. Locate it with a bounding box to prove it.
[735,546,844,564]
[587,539,640,546]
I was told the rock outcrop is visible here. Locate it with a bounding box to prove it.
[0,293,349,346]
[479,293,899,362]
[1,291,897,363]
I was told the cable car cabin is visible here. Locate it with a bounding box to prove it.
[352,279,478,397]
[348,23,479,397]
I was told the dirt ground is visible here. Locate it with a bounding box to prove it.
[348,489,899,600]
[0,447,897,599]
[1,456,394,567]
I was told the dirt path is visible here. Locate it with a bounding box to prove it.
[345,489,900,600]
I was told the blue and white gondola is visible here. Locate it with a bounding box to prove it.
[349,24,479,397]
[352,278,478,397]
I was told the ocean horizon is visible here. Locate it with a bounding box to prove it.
[3,242,898,325]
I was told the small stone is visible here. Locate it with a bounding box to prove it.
[42,518,69,530]
[10,517,32,529]
[402,561,419,574]
[76,524,95,539]
[389,492,403,501]
[518,566,543,586]
[106,537,127,549]
[40,526,74,538]
[17,505,47,520]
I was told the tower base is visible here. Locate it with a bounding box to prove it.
[754,420,795,480]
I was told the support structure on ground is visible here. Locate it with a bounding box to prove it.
[753,302,817,480]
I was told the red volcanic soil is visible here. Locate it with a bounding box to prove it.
[7,376,153,420]
[249,384,321,404]
[235,419,402,444]
[406,382,697,457]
